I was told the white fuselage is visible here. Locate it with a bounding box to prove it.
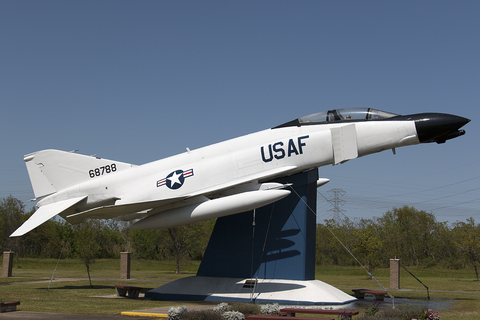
[38,120,418,215]
[11,109,468,237]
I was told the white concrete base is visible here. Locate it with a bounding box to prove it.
[146,276,357,305]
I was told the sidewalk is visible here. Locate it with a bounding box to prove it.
[0,302,215,320]
[0,311,152,319]
[122,303,215,318]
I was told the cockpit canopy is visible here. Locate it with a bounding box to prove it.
[275,108,399,128]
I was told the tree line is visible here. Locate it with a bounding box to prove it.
[0,196,214,273]
[316,206,480,279]
[1,196,479,278]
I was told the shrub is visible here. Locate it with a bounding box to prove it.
[419,308,441,320]
[377,306,424,320]
[261,303,281,315]
[214,302,229,313]
[356,305,441,320]
[167,305,187,320]
[228,302,261,315]
[365,301,381,316]
[181,310,223,320]
[223,311,245,320]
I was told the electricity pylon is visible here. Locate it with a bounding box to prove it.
[327,188,346,221]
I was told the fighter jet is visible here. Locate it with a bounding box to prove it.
[11,108,470,237]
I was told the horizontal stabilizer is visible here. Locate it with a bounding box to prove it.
[10,196,87,237]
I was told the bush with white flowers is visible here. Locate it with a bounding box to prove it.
[261,303,281,315]
[222,310,245,320]
[167,305,187,320]
[214,302,229,313]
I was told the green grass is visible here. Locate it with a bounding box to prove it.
[1,258,200,282]
[316,265,480,320]
[1,259,479,319]
[316,265,480,292]
[1,258,198,315]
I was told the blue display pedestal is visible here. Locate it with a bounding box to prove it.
[146,169,356,305]
[197,169,318,280]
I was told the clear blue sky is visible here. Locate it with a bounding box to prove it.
[1,1,478,225]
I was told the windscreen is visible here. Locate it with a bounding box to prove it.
[298,108,398,124]
[274,108,399,128]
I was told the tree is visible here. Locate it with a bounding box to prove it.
[55,221,76,259]
[130,229,169,260]
[0,196,28,253]
[316,218,357,266]
[168,226,190,274]
[377,206,440,266]
[185,219,215,260]
[0,196,35,257]
[22,218,61,258]
[453,218,480,280]
[352,218,385,275]
[74,220,102,287]
[168,220,215,273]
[97,220,125,259]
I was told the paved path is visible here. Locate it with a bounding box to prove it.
[0,311,147,319]
[0,303,215,320]
[0,278,169,286]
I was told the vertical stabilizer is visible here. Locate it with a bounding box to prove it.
[24,153,57,199]
[24,149,135,199]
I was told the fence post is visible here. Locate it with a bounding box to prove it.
[390,258,400,289]
[120,252,131,279]
[2,251,14,278]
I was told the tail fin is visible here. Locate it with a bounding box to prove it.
[24,149,136,199]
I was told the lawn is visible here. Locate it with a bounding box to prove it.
[1,258,479,319]
[316,265,480,320]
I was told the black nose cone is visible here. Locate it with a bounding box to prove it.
[413,113,470,143]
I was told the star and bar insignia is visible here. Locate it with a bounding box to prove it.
[157,169,194,190]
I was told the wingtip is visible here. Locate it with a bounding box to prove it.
[9,229,24,238]
[9,222,36,237]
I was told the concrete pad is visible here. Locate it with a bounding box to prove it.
[146,276,357,305]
